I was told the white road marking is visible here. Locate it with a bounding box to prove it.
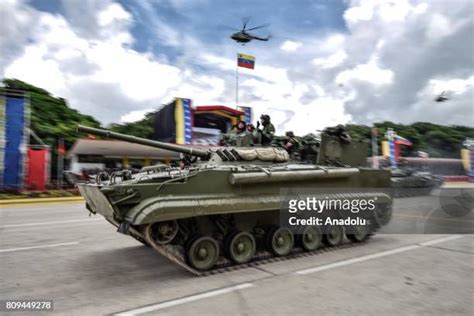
[114,283,254,316]
[418,235,464,246]
[0,242,79,253]
[296,235,463,275]
[2,218,102,228]
[4,222,106,234]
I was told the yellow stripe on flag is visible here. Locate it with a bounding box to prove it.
[238,53,255,61]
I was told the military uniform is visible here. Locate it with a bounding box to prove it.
[323,124,351,144]
[284,131,300,159]
[259,114,275,146]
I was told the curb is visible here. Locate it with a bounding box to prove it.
[0,196,84,205]
[443,176,469,182]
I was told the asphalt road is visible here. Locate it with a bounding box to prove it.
[0,194,473,316]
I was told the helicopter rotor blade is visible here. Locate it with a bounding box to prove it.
[242,16,251,30]
[247,23,270,31]
[221,25,240,31]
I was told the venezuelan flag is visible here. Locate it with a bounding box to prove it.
[394,135,413,146]
[237,53,255,69]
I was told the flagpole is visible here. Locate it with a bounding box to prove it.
[235,53,239,109]
[372,126,379,169]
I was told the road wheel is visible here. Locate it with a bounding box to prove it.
[299,226,322,251]
[373,204,392,227]
[225,231,256,264]
[346,225,373,242]
[323,225,344,246]
[149,220,179,245]
[186,236,219,271]
[265,226,294,256]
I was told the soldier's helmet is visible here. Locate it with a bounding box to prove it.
[285,131,295,137]
[336,124,345,132]
[260,114,271,122]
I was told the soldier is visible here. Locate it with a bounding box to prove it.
[323,124,352,144]
[229,120,246,135]
[245,123,259,145]
[284,131,300,158]
[257,114,275,146]
[246,123,255,133]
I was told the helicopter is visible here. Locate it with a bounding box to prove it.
[434,90,451,102]
[230,18,271,44]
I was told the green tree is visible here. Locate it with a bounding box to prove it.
[2,79,101,148]
[2,78,102,179]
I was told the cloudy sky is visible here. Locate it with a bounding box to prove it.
[1,0,473,134]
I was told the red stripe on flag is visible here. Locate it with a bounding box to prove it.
[238,62,254,69]
[395,140,412,146]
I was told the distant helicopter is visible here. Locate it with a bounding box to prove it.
[230,18,270,44]
[434,90,451,102]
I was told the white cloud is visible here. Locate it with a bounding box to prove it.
[3,1,184,123]
[313,50,348,69]
[0,0,40,71]
[344,0,374,23]
[280,40,302,52]
[98,2,131,27]
[410,75,474,126]
[345,0,414,25]
[426,76,474,96]
[425,13,452,40]
[320,34,345,52]
[329,0,474,125]
[336,59,394,86]
[120,109,153,123]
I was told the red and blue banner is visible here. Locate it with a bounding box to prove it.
[26,148,49,191]
[238,106,253,125]
[394,135,413,146]
[386,129,397,168]
[469,149,474,182]
[0,94,4,185]
[175,98,193,145]
[1,91,29,190]
[237,53,255,69]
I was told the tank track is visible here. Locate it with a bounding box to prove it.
[129,190,389,276]
[137,223,378,276]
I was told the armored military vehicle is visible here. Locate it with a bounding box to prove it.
[76,125,393,275]
[390,168,444,197]
[378,158,444,196]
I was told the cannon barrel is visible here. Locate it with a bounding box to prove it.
[77,125,210,158]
